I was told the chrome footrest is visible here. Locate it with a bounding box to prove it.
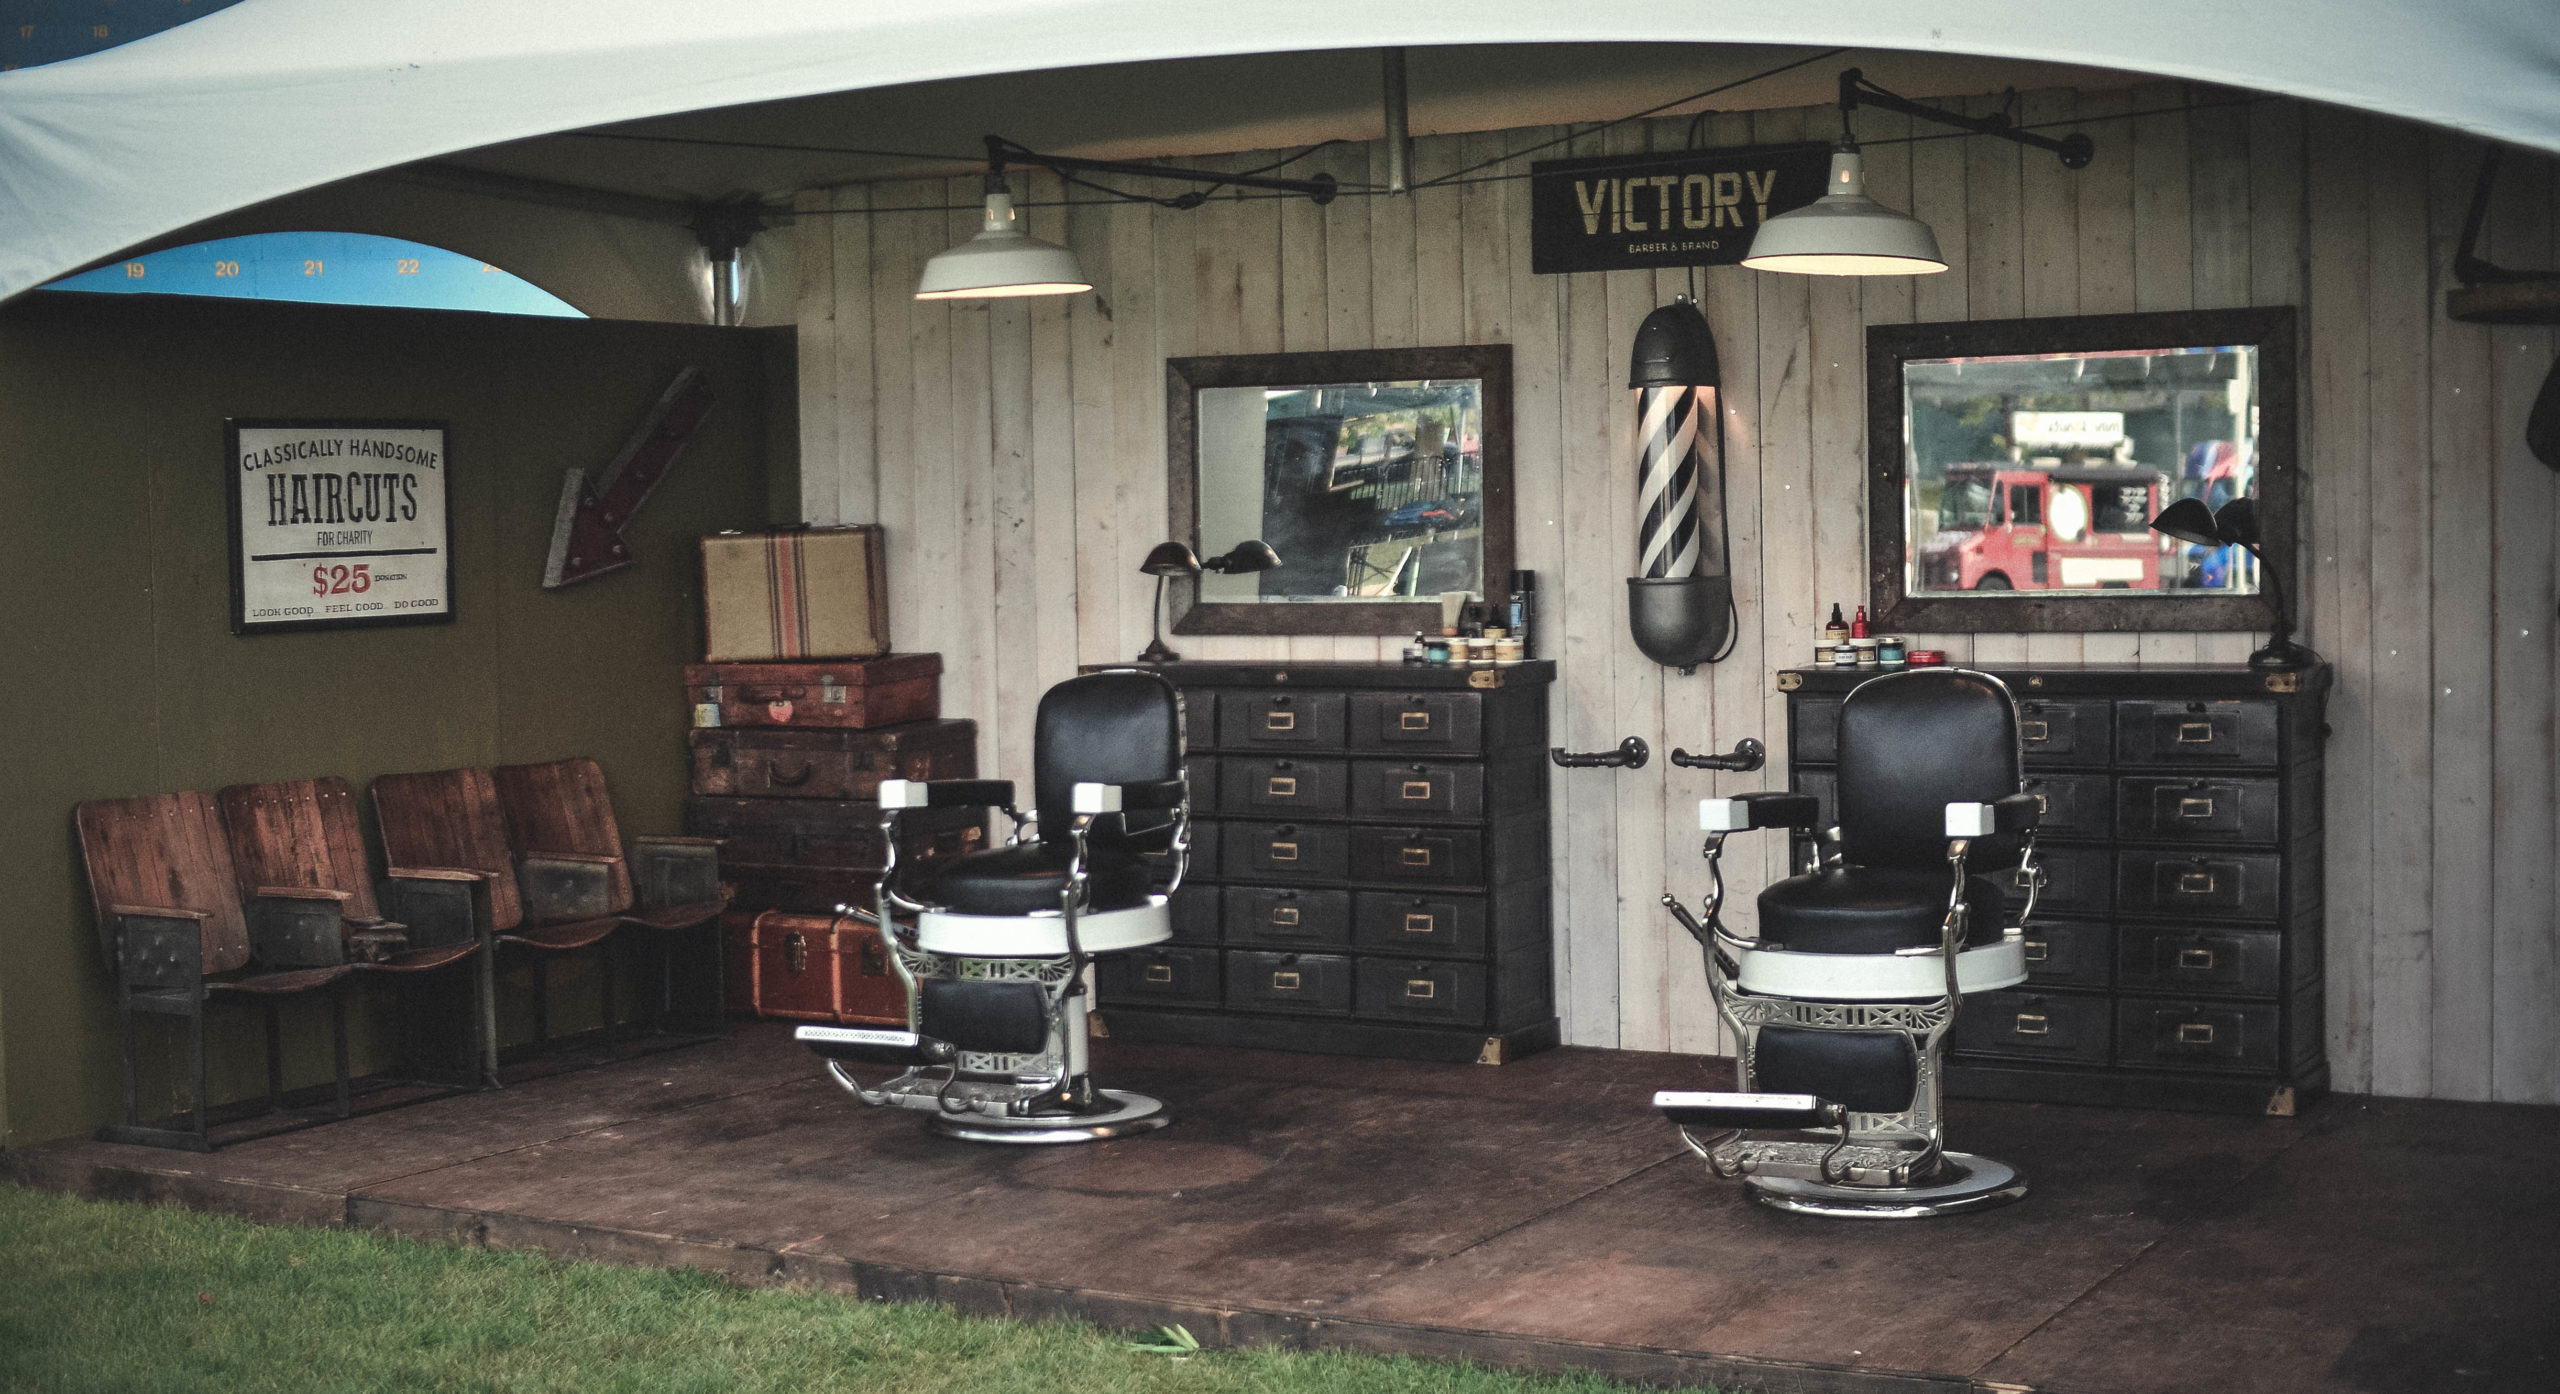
[1710,1137,1940,1187]
[861,1071,1060,1118]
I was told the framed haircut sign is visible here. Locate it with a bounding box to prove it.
[1529,142,1831,274]
[226,419,453,634]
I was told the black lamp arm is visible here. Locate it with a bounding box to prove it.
[1839,69,2093,170]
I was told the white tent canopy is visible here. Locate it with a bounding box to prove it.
[3,0,2556,305]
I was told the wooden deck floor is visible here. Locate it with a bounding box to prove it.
[6,1023,2555,1394]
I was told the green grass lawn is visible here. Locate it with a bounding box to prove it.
[0,1184,1710,1394]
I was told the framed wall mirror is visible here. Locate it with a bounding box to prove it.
[1867,307,2296,634]
[1167,345,1512,636]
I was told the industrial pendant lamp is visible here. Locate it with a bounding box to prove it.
[1745,69,2092,278]
[915,173,1091,301]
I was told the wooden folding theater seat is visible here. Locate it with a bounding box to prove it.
[76,790,359,1150]
[218,775,494,1085]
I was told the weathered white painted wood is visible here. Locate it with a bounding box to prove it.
[1024,174,1081,697]
[794,187,839,524]
[1067,186,1124,671]
[828,184,878,526]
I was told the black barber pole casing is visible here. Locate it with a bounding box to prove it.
[1627,298,1731,668]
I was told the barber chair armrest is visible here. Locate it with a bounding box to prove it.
[1699,791,1821,833]
[628,836,724,911]
[516,854,618,922]
[1946,793,2041,838]
[878,778,1016,811]
[105,907,206,990]
[1654,1090,1848,1132]
[1070,778,1185,813]
[794,1024,953,1069]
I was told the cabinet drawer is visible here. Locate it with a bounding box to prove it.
[1352,891,1490,957]
[1356,958,1489,1026]
[2115,776,2282,844]
[1167,884,1221,944]
[1221,757,1349,816]
[1347,692,1484,753]
[1097,945,1221,1007]
[1792,697,1844,765]
[1181,690,1215,752]
[2116,851,2284,921]
[1137,820,1216,885]
[1348,826,1485,884]
[1218,691,1345,749]
[2115,699,2281,766]
[2018,918,2112,989]
[2004,844,2110,915]
[1222,821,1350,881]
[2015,698,2112,769]
[1221,886,1352,948]
[2116,924,2285,998]
[1224,950,1353,1016]
[1794,768,1838,833]
[1950,988,2111,1064]
[1348,760,1485,820]
[2020,773,2113,841]
[2116,998,2281,1074]
[1184,756,1221,813]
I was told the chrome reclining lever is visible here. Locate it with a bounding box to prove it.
[1669,737,1765,772]
[1549,736,1649,769]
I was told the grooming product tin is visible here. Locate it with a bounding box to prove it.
[1425,637,1452,663]
[1850,637,1880,668]
[1908,649,1948,666]
[1494,636,1523,663]
[1830,642,1858,668]
[1879,635,1908,666]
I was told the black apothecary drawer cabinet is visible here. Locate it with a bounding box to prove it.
[1091,660,1560,1064]
[1779,664,2332,1115]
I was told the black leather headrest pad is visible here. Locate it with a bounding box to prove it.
[1836,668,2022,869]
[1034,669,1182,847]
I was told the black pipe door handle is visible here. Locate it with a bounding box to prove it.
[1549,736,1650,769]
[1669,738,1766,772]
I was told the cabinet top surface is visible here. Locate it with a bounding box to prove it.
[1778,663,2332,698]
[1088,660,1556,690]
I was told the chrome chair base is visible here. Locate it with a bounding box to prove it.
[928,1088,1169,1145]
[1744,1151,2026,1219]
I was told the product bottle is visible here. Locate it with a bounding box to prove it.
[1850,605,1870,639]
[1507,570,1537,659]
[1824,603,1849,643]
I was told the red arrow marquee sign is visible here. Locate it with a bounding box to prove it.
[541,366,716,589]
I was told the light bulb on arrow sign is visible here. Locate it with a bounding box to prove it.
[541,366,716,589]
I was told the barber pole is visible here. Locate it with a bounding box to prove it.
[1626,296,1733,669]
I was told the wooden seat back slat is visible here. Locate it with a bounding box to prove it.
[73,791,251,975]
[217,776,382,922]
[493,758,634,913]
[371,768,524,931]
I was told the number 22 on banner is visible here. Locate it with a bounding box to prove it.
[313,563,372,595]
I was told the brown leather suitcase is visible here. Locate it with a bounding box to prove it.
[686,797,984,867]
[732,910,907,1025]
[687,718,976,800]
[683,654,941,730]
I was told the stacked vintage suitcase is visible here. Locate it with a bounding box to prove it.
[688,525,983,1026]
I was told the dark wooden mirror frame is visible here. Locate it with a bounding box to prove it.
[1166,344,1514,637]
[1867,306,2297,634]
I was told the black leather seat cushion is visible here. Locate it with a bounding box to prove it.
[926,842,1154,917]
[1757,867,2008,954]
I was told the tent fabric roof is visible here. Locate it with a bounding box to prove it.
[3,0,2556,304]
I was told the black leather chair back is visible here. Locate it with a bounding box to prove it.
[1034,669,1183,853]
[1835,669,2023,870]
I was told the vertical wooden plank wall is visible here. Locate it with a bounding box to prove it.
[794,87,2560,1104]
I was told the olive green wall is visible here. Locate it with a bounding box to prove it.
[0,292,795,1146]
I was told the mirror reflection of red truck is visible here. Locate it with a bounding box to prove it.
[1918,465,2167,591]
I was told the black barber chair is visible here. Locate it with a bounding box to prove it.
[1656,667,2039,1217]
[797,669,1187,1143]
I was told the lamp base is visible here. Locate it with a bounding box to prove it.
[1136,636,1180,664]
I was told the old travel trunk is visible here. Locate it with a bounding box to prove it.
[683,653,942,730]
[687,719,977,800]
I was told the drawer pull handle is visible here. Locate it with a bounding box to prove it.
[2022,939,2048,963]
[1404,978,1437,1000]
[2178,796,2216,819]
[2013,1012,2049,1036]
[1265,711,1296,731]
[1271,971,1301,991]
[2178,946,2217,970]
[1266,776,1298,797]
[2020,720,2050,742]
[783,931,807,977]
[1271,906,1300,927]
[1404,912,1436,935]
[2178,870,2217,895]
[1143,963,1174,984]
[1400,846,1432,867]
[1401,780,1434,800]
[1269,841,1299,862]
[2177,1022,2216,1044]
[2176,721,2216,743]
[1401,711,1433,731]
[2034,793,2050,815]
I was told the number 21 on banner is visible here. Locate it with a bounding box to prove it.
[313,563,372,595]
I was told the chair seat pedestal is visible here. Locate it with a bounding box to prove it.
[929,1089,1169,1145]
[1743,1152,2026,1219]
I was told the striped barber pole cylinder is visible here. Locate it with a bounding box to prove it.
[1626,296,1732,670]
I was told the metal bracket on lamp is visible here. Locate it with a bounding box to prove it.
[1136,540,1280,664]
